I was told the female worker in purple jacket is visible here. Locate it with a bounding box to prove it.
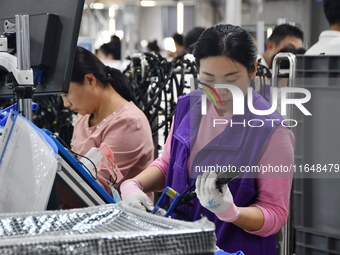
[120,24,294,255]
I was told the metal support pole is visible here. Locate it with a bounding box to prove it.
[256,20,265,55]
[15,14,33,120]
[272,53,296,120]
[225,0,242,26]
[272,52,297,255]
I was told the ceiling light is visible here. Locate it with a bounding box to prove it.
[140,1,156,7]
[90,3,105,10]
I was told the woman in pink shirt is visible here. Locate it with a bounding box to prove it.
[120,25,294,254]
[61,47,154,195]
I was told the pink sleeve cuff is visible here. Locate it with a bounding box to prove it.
[216,203,240,222]
[245,204,284,237]
[150,161,167,178]
[148,122,174,177]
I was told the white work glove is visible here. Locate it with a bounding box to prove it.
[195,172,240,222]
[120,179,154,212]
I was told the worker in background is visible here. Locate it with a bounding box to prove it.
[96,35,121,61]
[110,35,121,49]
[120,24,294,255]
[260,24,304,68]
[305,0,340,55]
[147,40,161,54]
[184,26,206,54]
[61,46,154,195]
[96,42,120,60]
[167,32,185,58]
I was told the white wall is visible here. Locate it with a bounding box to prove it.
[138,6,163,45]
[195,0,216,28]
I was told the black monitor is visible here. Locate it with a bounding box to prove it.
[0,0,84,97]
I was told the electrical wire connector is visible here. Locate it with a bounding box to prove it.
[152,186,181,217]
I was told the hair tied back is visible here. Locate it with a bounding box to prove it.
[105,66,112,77]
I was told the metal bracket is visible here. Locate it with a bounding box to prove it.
[0,52,33,85]
[4,20,16,33]
[0,36,7,52]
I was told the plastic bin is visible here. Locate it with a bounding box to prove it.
[295,227,340,255]
[293,56,340,246]
[294,55,340,169]
[296,55,340,72]
[293,179,340,235]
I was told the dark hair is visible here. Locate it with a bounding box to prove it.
[110,35,121,44]
[71,46,135,103]
[270,44,306,68]
[268,24,304,45]
[184,26,206,53]
[110,35,122,59]
[323,0,340,25]
[172,33,184,46]
[98,42,121,60]
[193,24,257,72]
[147,40,160,53]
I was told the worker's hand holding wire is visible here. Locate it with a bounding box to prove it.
[120,179,154,212]
[195,172,240,222]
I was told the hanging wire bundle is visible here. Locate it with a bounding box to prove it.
[32,95,74,146]
[124,52,198,142]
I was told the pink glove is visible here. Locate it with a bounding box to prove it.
[120,179,154,211]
